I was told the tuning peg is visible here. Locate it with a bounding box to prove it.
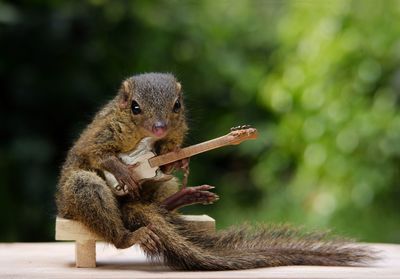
[230,125,252,131]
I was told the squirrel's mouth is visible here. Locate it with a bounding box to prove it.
[149,121,168,138]
[152,128,167,138]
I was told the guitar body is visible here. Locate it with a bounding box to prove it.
[103,137,168,196]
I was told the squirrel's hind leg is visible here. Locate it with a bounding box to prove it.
[145,178,180,203]
[160,185,219,211]
[144,178,219,211]
[57,170,142,249]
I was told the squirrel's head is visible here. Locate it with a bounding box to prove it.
[117,73,186,139]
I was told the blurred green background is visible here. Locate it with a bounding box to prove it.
[1,0,399,243]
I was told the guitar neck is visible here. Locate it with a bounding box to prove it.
[148,135,234,168]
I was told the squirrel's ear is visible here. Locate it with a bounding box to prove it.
[118,80,132,109]
[176,82,182,93]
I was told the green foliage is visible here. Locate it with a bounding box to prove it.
[254,0,400,242]
[1,0,399,242]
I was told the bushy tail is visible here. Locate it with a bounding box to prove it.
[140,209,374,270]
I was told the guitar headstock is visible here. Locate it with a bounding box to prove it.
[228,125,258,145]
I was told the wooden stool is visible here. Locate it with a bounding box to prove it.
[55,215,215,268]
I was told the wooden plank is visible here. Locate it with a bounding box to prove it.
[55,215,215,241]
[0,243,399,279]
[55,217,102,241]
[180,214,215,232]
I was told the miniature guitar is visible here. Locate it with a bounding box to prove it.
[104,125,258,196]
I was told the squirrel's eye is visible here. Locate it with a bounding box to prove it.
[173,99,181,113]
[131,101,142,115]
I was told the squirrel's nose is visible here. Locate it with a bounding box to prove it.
[152,121,168,137]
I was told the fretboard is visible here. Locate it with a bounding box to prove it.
[148,135,234,167]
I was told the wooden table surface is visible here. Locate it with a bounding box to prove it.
[0,242,399,279]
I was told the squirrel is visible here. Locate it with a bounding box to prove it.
[55,73,373,270]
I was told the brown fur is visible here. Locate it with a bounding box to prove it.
[56,73,374,270]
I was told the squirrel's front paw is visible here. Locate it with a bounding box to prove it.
[115,164,141,197]
[161,157,190,174]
